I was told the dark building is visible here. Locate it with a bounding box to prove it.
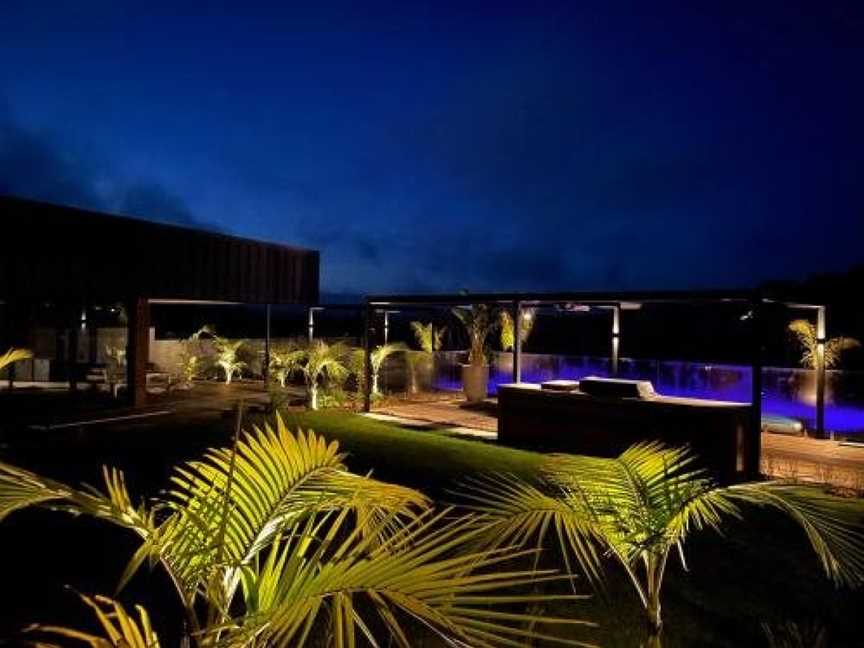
[0,195,319,405]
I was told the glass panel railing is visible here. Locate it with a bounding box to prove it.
[428,351,864,439]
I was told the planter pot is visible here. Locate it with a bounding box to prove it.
[461,364,489,403]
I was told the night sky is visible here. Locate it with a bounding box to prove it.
[2,1,863,296]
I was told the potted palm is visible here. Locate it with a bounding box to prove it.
[453,305,498,403]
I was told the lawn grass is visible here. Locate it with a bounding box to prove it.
[279,409,544,496]
[282,408,864,648]
[3,405,862,647]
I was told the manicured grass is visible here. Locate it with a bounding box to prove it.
[281,408,864,648]
[280,409,544,496]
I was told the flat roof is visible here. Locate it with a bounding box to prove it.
[366,290,822,308]
[0,195,319,305]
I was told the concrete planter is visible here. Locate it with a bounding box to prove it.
[461,363,489,403]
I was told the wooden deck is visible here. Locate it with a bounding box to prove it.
[377,398,864,491]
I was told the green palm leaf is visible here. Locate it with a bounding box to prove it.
[222,508,596,648]
[410,321,445,353]
[0,347,33,372]
[159,413,429,602]
[26,593,160,648]
[459,442,864,633]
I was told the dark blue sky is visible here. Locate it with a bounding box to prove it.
[2,1,862,295]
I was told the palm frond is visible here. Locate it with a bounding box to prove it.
[499,309,536,352]
[0,461,153,533]
[825,336,860,368]
[452,306,498,365]
[370,343,407,372]
[223,508,597,648]
[456,474,605,586]
[788,319,860,369]
[722,482,864,587]
[0,347,33,372]
[159,413,429,601]
[26,593,160,648]
[410,321,445,353]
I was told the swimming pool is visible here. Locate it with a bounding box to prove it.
[432,351,864,438]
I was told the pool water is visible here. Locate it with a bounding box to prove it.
[432,352,864,437]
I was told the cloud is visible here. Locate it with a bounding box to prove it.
[0,116,102,208]
[113,182,200,228]
[0,106,219,232]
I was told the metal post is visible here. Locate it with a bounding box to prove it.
[363,304,372,412]
[512,300,522,383]
[308,307,315,343]
[749,298,763,479]
[264,304,271,383]
[815,306,827,439]
[383,310,390,344]
[611,305,620,376]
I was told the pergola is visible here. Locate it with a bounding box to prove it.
[362,290,829,472]
[0,196,319,406]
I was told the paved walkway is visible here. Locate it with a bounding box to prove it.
[378,398,864,490]
[376,398,498,432]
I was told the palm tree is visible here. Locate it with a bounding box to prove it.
[214,338,247,384]
[500,307,536,352]
[369,342,407,395]
[178,327,208,387]
[410,321,445,353]
[3,415,593,647]
[0,347,32,373]
[788,319,860,369]
[459,442,864,637]
[269,344,306,388]
[195,326,247,384]
[289,340,350,410]
[410,321,446,394]
[452,305,498,365]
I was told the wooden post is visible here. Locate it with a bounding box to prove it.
[264,304,272,383]
[815,306,827,439]
[512,301,522,383]
[127,296,150,408]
